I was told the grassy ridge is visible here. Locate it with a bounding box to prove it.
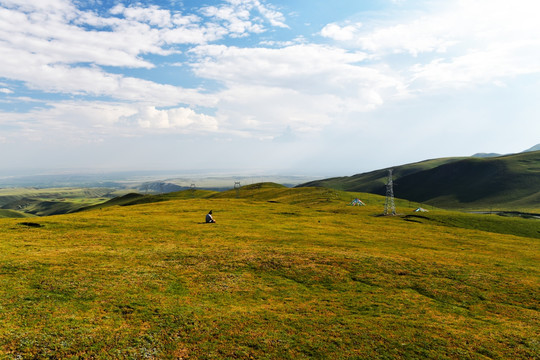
[0,209,33,219]
[299,157,466,193]
[0,187,124,217]
[393,152,540,209]
[0,187,538,358]
[301,151,540,210]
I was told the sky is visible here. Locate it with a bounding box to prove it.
[1,0,539,177]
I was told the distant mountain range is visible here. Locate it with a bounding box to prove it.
[472,143,540,158]
[300,147,540,210]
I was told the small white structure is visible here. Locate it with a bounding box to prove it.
[350,198,365,206]
[414,207,429,212]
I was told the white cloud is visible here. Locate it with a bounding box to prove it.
[411,47,540,89]
[321,14,457,57]
[0,0,292,130]
[355,16,458,57]
[0,0,75,13]
[200,0,288,37]
[407,0,540,89]
[0,54,214,107]
[160,22,228,45]
[0,101,220,144]
[0,0,295,145]
[189,43,407,135]
[0,0,538,174]
[321,0,540,89]
[110,4,173,28]
[190,44,374,90]
[132,106,219,132]
[0,101,135,143]
[201,5,261,36]
[321,22,362,42]
[253,0,288,28]
[0,3,158,69]
[0,0,288,98]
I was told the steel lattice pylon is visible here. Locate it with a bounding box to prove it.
[384,169,396,215]
[234,181,241,198]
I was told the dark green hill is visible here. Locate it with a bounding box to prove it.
[299,157,466,194]
[300,151,540,210]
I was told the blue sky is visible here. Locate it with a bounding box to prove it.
[1,0,539,176]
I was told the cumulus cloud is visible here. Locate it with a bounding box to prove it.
[110,4,173,27]
[190,44,374,90]
[132,106,219,132]
[0,56,214,107]
[0,101,219,144]
[0,2,161,68]
[320,22,362,42]
[189,43,407,135]
[201,0,288,37]
[321,0,540,89]
[0,101,137,143]
[0,0,287,96]
[407,0,540,88]
[2,0,538,156]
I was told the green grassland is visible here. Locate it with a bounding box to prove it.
[0,185,538,359]
[0,187,127,217]
[301,151,540,211]
[0,209,33,219]
[300,157,466,193]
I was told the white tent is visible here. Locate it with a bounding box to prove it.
[350,198,365,206]
[414,207,428,212]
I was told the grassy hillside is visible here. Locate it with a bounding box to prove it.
[76,189,219,213]
[0,187,125,217]
[0,209,34,218]
[391,152,540,209]
[0,186,538,359]
[299,157,466,194]
[301,151,540,210]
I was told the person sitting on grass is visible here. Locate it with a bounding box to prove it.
[206,210,216,223]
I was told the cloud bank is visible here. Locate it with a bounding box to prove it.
[1,0,539,173]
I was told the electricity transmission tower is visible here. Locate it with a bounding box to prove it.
[234,181,241,198]
[384,169,396,215]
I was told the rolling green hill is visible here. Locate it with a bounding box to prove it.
[0,209,34,218]
[0,185,538,358]
[300,151,540,210]
[0,187,124,217]
[299,157,466,194]
[75,189,219,213]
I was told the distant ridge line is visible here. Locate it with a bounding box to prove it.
[472,143,540,158]
[298,150,540,210]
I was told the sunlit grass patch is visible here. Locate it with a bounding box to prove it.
[0,188,538,358]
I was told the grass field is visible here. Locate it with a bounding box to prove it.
[0,185,538,359]
[0,187,127,217]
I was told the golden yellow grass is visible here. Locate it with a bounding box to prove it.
[0,192,538,359]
